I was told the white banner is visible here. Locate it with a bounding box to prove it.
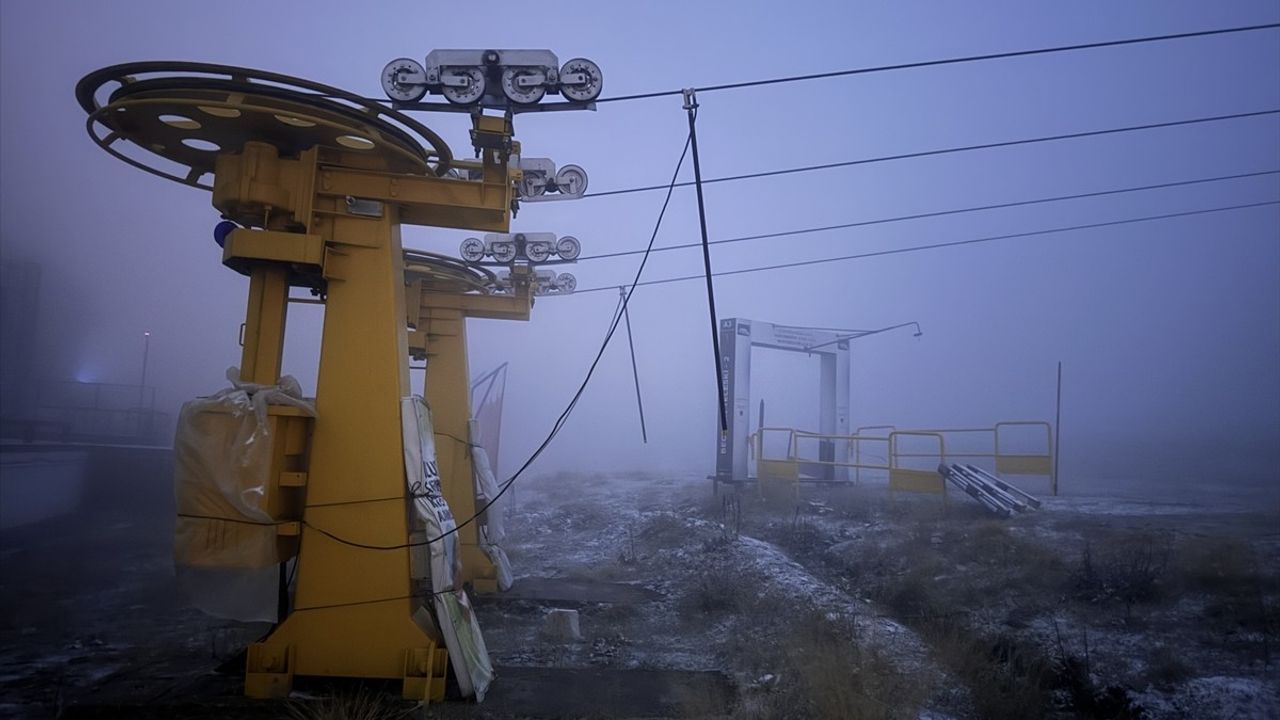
[401,396,493,701]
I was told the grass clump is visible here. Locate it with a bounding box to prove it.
[1068,534,1171,615]
[285,686,412,720]
[1144,644,1193,689]
[1175,536,1278,662]
[932,628,1056,720]
[729,613,925,720]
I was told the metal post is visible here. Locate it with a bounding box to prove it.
[140,331,150,402]
[618,286,648,443]
[1053,361,1062,496]
[139,331,151,437]
[683,88,728,433]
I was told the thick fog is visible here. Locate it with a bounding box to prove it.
[1,1,1277,497]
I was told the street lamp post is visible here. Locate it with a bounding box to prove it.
[140,331,151,401]
[139,331,151,436]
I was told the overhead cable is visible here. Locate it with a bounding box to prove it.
[577,169,1280,262]
[568,200,1280,295]
[593,22,1280,104]
[583,109,1280,199]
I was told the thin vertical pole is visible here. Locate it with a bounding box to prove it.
[139,331,151,438]
[683,89,728,433]
[619,286,648,443]
[139,331,150,404]
[1053,361,1062,496]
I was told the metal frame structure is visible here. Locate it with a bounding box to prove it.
[75,60,575,700]
[714,318,851,488]
[714,318,923,491]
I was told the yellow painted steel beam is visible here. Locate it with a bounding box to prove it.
[418,305,497,592]
[230,209,434,693]
[317,162,511,233]
[402,279,532,586]
[212,141,517,244]
[243,204,443,696]
[208,113,522,696]
[239,265,290,385]
[80,68,530,702]
[419,290,532,321]
[223,229,325,271]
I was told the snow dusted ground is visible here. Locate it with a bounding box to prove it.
[485,470,1278,719]
[1,466,1273,718]
[482,473,962,717]
[1133,675,1280,719]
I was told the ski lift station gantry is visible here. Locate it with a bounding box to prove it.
[714,317,925,491]
[716,318,853,488]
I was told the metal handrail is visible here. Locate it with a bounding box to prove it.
[995,420,1053,456]
[751,421,1054,490]
[889,431,947,468]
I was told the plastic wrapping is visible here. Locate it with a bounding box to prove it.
[469,419,513,591]
[402,396,493,701]
[172,367,315,622]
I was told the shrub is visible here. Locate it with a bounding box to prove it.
[1069,535,1171,614]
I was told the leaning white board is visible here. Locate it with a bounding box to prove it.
[402,396,494,701]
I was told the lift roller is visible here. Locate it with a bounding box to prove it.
[382,49,603,107]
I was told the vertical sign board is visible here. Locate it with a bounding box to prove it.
[714,318,735,482]
[716,319,753,483]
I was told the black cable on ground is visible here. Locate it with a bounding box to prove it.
[569,200,1280,295]
[582,109,1280,199]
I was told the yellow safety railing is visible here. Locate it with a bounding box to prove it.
[888,431,947,494]
[995,421,1055,479]
[749,420,1056,496]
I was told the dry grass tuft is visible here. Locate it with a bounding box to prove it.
[284,685,413,720]
[1174,535,1279,662]
[726,613,926,720]
[686,567,745,616]
[930,627,1055,720]
[1145,644,1193,689]
[1067,532,1173,619]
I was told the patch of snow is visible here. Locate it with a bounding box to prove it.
[1134,675,1280,720]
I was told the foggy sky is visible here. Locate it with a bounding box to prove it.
[1,1,1277,497]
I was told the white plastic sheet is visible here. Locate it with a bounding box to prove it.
[469,419,513,591]
[172,368,315,622]
[402,397,493,701]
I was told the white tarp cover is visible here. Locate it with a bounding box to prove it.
[402,397,493,701]
[469,418,513,591]
[172,368,315,622]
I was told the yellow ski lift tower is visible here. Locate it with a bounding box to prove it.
[76,59,596,699]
